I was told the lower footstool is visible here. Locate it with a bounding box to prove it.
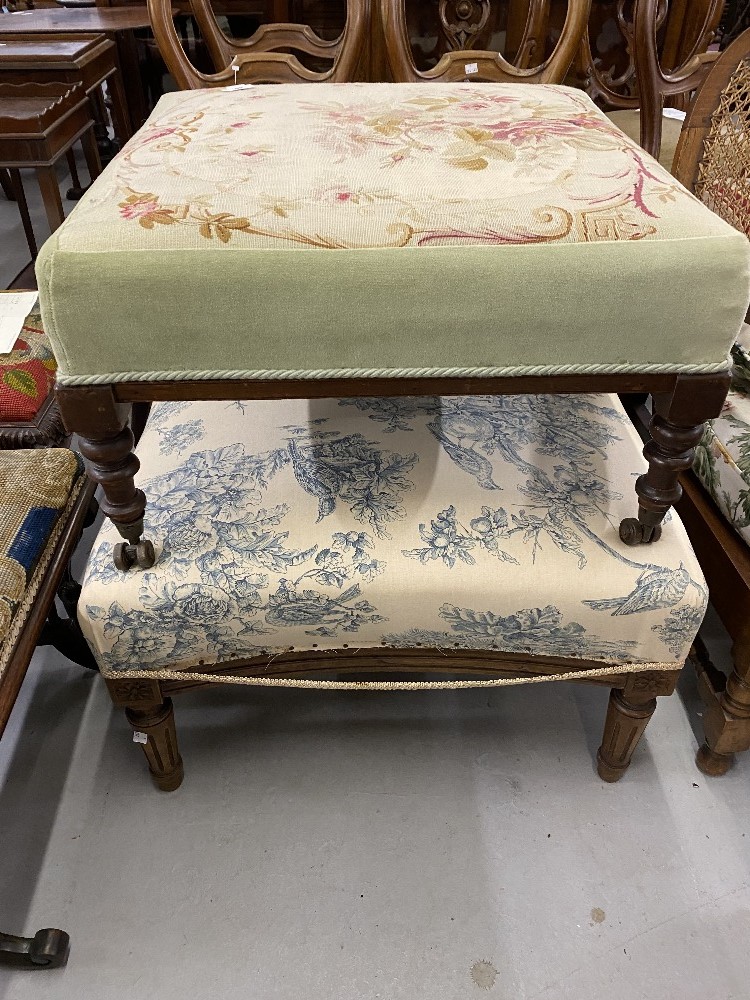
[79,393,709,789]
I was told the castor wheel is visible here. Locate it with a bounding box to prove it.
[113,539,155,571]
[619,518,662,546]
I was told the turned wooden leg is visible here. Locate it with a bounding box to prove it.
[620,373,731,545]
[597,689,657,781]
[696,630,750,777]
[56,386,155,570]
[64,149,85,201]
[125,699,184,791]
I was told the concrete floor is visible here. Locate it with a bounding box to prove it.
[2,160,750,1000]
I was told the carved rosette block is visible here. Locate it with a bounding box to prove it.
[438,0,490,49]
[125,698,184,791]
[597,688,658,781]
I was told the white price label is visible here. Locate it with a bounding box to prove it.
[465,63,479,75]
[132,731,148,745]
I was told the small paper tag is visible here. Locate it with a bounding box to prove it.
[465,62,479,75]
[132,731,148,744]
[663,108,686,121]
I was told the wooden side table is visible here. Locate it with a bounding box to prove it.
[0,81,100,256]
[0,33,132,154]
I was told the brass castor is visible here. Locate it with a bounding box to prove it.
[618,518,662,546]
[113,539,155,571]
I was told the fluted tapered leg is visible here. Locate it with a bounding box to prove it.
[125,699,184,791]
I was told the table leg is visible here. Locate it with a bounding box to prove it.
[106,68,133,145]
[114,29,147,132]
[8,168,36,259]
[81,128,102,184]
[270,0,290,22]
[0,168,13,200]
[35,166,65,236]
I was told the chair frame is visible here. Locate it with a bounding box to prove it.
[579,0,724,160]
[669,29,750,775]
[147,0,371,88]
[380,0,591,84]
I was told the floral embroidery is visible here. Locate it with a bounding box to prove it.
[92,83,693,249]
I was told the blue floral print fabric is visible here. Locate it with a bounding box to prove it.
[79,394,707,673]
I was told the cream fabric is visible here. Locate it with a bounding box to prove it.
[80,393,706,674]
[37,83,749,384]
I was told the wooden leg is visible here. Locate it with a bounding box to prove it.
[696,630,750,776]
[8,168,36,258]
[56,386,155,570]
[35,165,65,236]
[0,167,13,200]
[65,148,82,196]
[125,698,184,791]
[597,689,657,781]
[81,127,102,184]
[620,373,731,545]
[596,671,678,781]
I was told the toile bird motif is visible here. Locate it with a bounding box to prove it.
[583,564,691,616]
[428,422,500,490]
[287,439,343,521]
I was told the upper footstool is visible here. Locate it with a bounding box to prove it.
[37,82,750,386]
[79,392,707,676]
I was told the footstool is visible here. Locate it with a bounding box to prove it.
[38,82,750,563]
[80,392,707,790]
[0,297,66,449]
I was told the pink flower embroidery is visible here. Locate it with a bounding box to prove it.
[120,198,159,220]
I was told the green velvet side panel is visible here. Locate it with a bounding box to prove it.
[37,232,750,381]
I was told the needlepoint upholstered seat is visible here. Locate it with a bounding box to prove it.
[37,82,748,384]
[81,392,707,789]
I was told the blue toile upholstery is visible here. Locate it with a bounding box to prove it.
[79,393,707,677]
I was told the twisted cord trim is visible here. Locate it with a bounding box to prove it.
[57,359,732,386]
[101,659,679,691]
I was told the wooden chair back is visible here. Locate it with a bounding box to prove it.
[380,0,591,84]
[147,0,370,88]
[672,28,750,236]
[579,0,724,159]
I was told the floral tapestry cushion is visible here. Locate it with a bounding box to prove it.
[79,393,706,676]
[37,83,749,384]
[0,448,82,654]
[0,311,56,423]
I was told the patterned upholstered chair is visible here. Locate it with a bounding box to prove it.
[663,29,750,775]
[580,0,724,170]
[0,447,96,969]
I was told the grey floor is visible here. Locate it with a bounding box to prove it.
[2,163,750,1000]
